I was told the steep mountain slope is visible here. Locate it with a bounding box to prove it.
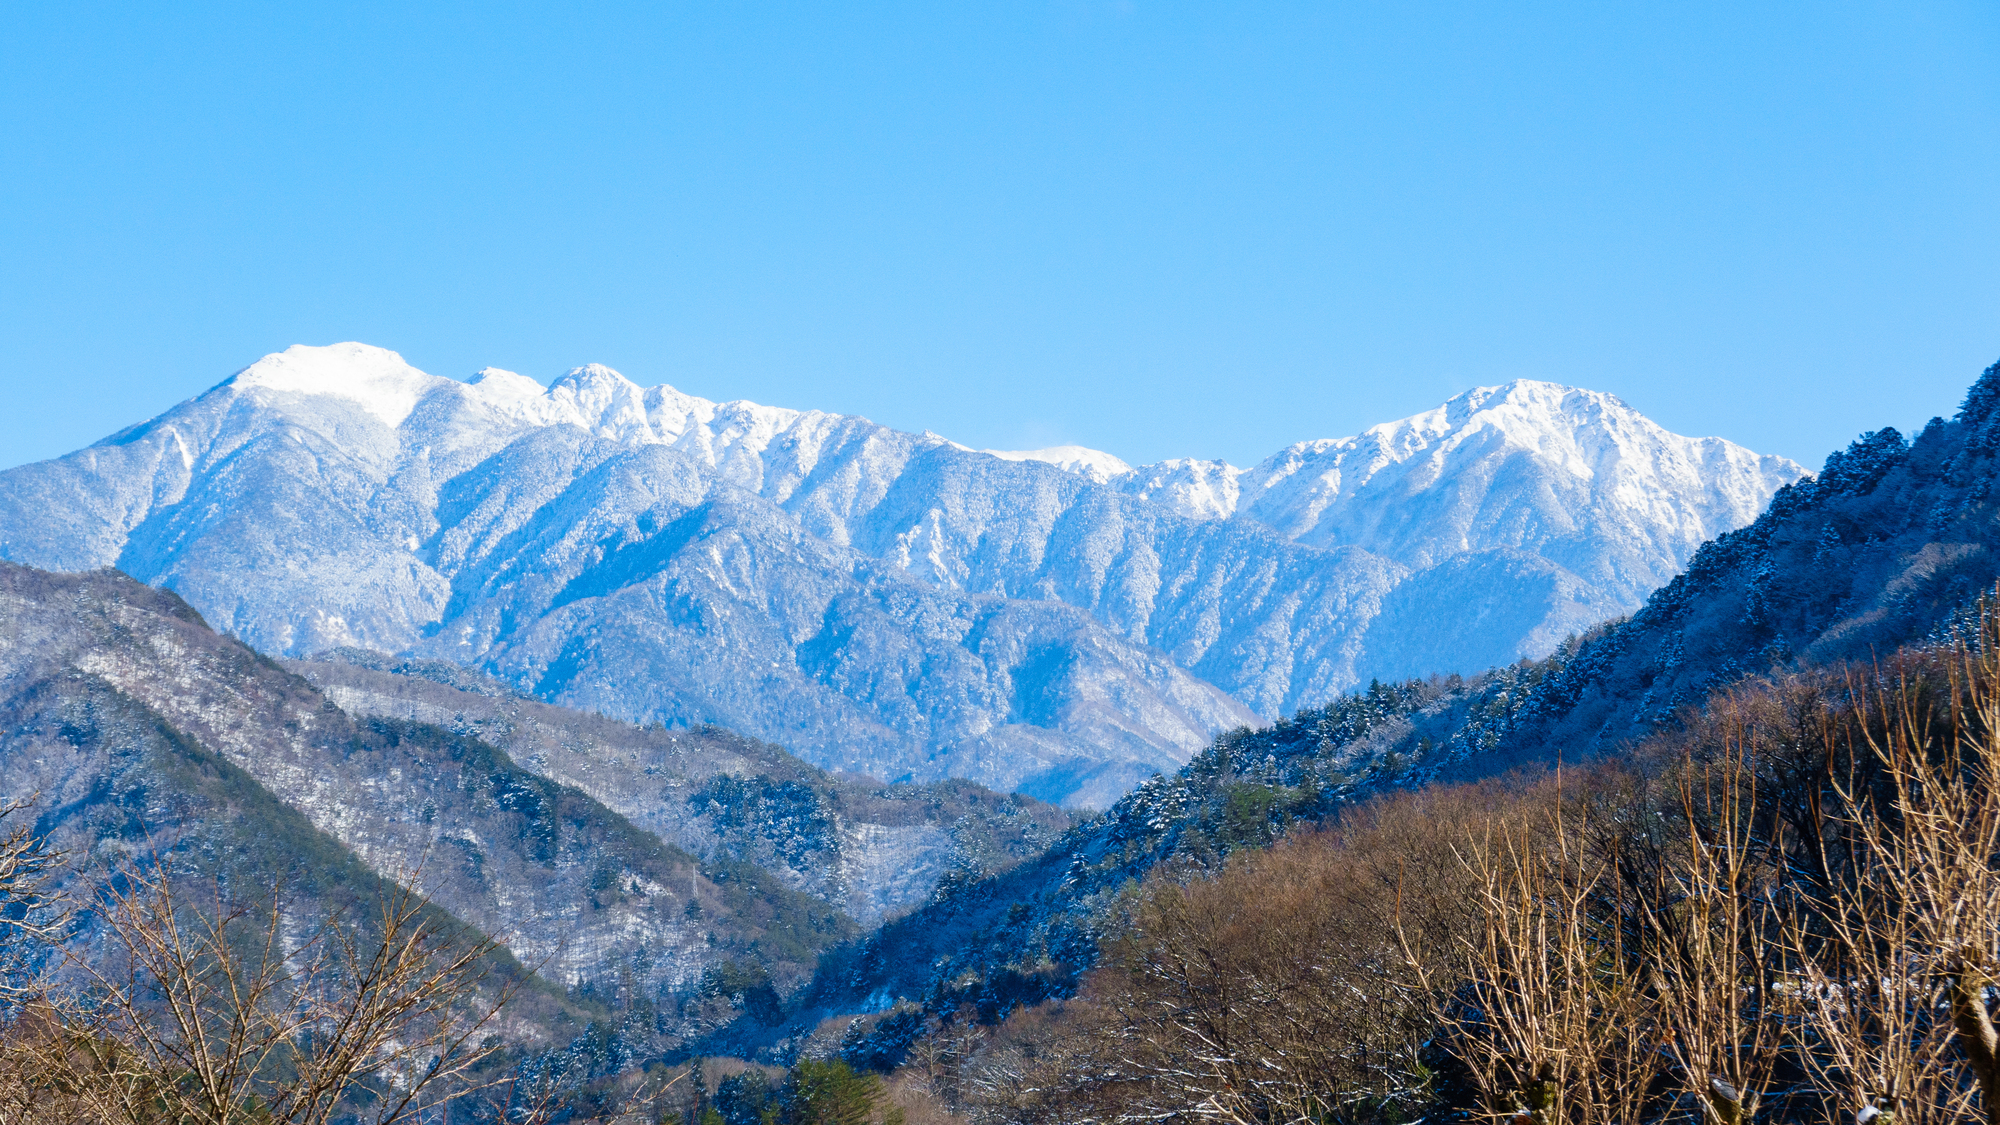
[777,657,1563,1064]
[0,651,604,1048]
[1510,375,2000,758]
[290,650,1074,924]
[0,620,481,949]
[1103,382,1797,679]
[0,344,1798,805]
[406,424,1259,806]
[0,564,852,1010]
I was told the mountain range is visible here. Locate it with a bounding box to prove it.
[0,343,1800,805]
[11,340,1992,1090]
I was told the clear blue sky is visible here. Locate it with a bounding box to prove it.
[4,2,1997,471]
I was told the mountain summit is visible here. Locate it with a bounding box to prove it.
[1112,379,1798,605]
[0,344,1801,805]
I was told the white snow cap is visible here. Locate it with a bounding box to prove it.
[982,444,1133,484]
[227,342,440,427]
[468,367,545,398]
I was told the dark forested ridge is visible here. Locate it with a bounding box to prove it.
[0,563,858,991]
[1507,371,2000,757]
[785,658,1567,1053]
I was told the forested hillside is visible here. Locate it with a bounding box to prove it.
[787,654,1568,1059]
[1511,375,2000,754]
[292,651,1074,924]
[0,564,856,1002]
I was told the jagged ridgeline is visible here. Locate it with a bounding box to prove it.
[0,344,1801,808]
[803,358,2000,1068]
[7,350,1995,1091]
[0,563,1071,1075]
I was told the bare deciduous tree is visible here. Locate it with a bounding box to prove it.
[1446,800,1660,1125]
[1636,730,1791,1125]
[1069,790,1490,1125]
[0,796,66,998]
[1792,640,2000,1125]
[8,857,525,1125]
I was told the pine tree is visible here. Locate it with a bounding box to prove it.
[786,1060,886,1125]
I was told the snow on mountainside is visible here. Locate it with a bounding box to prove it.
[1074,384,1800,607]
[1234,381,1801,605]
[0,343,1804,806]
[1113,458,1245,521]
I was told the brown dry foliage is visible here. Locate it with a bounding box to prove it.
[952,597,2000,1125]
[955,786,1519,1124]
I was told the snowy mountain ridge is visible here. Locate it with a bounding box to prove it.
[1008,382,1796,600]
[0,343,1804,806]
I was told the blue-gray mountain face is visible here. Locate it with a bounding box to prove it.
[0,344,1802,806]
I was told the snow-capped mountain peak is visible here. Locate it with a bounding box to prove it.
[467,367,545,398]
[228,342,440,427]
[546,361,636,397]
[1237,379,1805,599]
[1362,379,1639,465]
[545,363,656,442]
[1112,458,1245,521]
